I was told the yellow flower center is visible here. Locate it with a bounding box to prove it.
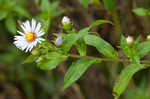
[25,32,36,42]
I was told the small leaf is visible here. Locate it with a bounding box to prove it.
[75,39,86,56]
[136,41,150,58]
[103,0,115,13]
[79,0,90,8]
[84,35,118,58]
[91,0,102,6]
[23,55,38,64]
[0,10,8,20]
[90,19,113,28]
[5,16,17,34]
[41,0,51,11]
[133,8,150,16]
[62,58,98,90]
[113,64,148,98]
[62,27,90,52]
[14,6,30,18]
[37,52,67,70]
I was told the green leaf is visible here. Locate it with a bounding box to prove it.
[113,64,148,98]
[84,35,118,58]
[136,41,150,58]
[133,8,150,16]
[62,58,99,90]
[62,27,90,52]
[79,0,90,8]
[5,16,17,34]
[75,39,86,56]
[23,55,38,64]
[90,19,113,28]
[0,10,8,20]
[91,0,102,6]
[41,0,51,11]
[14,6,30,18]
[103,0,115,13]
[37,52,67,70]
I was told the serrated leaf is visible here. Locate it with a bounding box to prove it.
[5,16,17,34]
[84,35,118,58]
[136,41,150,58]
[62,27,90,52]
[37,52,67,70]
[62,58,98,90]
[113,64,148,98]
[103,0,115,13]
[133,8,150,16]
[75,39,86,56]
[90,19,113,28]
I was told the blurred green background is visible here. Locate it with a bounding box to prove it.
[0,0,150,99]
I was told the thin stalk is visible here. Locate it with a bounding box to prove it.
[68,54,150,64]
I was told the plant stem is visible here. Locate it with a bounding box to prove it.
[68,54,150,64]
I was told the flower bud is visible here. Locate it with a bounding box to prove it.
[147,35,150,41]
[62,16,70,25]
[126,36,133,44]
[36,57,43,62]
[31,50,38,55]
[55,36,62,46]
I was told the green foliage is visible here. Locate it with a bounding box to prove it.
[84,35,118,58]
[89,19,113,28]
[62,58,99,90]
[120,35,140,63]
[113,64,148,99]
[136,41,150,58]
[124,80,150,99]
[133,8,150,16]
[37,52,67,70]
[23,55,39,64]
[75,39,86,56]
[5,16,17,34]
[103,0,115,13]
[62,27,90,52]
[40,0,64,19]
[79,0,91,8]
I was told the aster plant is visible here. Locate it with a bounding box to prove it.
[13,16,150,99]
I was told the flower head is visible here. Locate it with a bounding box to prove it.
[126,36,133,44]
[61,16,70,25]
[14,19,45,52]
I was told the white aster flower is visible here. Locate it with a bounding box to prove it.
[14,19,45,52]
[61,16,70,25]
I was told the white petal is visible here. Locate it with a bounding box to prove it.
[36,30,45,37]
[17,31,24,36]
[20,24,28,33]
[34,22,41,33]
[32,19,36,32]
[24,20,31,32]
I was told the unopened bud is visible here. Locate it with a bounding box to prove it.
[55,36,62,46]
[62,16,70,25]
[147,35,150,41]
[126,36,133,44]
[31,50,38,55]
[36,57,43,62]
